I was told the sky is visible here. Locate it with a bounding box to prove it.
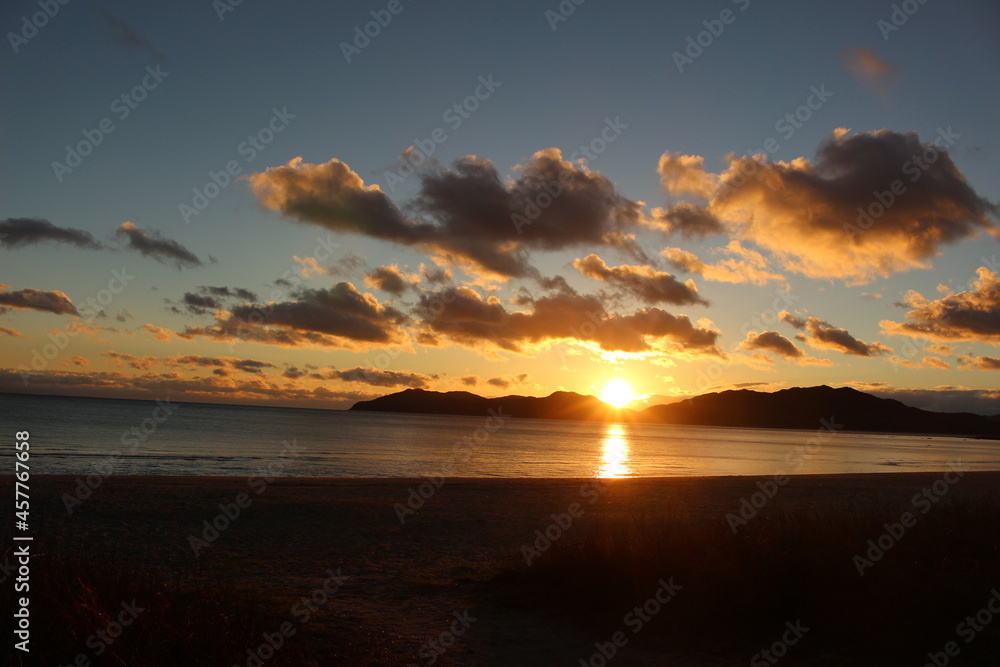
[1,0,999,413]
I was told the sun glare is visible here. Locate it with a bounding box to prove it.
[599,378,635,408]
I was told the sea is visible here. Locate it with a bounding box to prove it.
[2,393,998,478]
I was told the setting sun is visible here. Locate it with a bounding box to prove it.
[599,378,635,408]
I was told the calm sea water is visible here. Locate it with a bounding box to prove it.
[2,393,998,477]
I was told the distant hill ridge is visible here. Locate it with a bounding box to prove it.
[350,385,1000,438]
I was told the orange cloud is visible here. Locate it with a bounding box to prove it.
[415,284,721,358]
[656,129,997,284]
[841,48,899,98]
[738,330,833,366]
[247,150,642,279]
[880,267,1000,344]
[572,254,707,306]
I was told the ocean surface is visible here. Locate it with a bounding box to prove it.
[2,393,998,478]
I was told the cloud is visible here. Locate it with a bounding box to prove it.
[572,254,707,306]
[327,367,436,388]
[100,9,167,65]
[104,351,158,370]
[0,367,379,409]
[957,355,1000,371]
[0,217,105,250]
[880,267,1000,344]
[63,356,90,368]
[738,330,833,366]
[778,310,808,330]
[116,222,204,269]
[486,373,530,389]
[841,48,899,98]
[651,202,725,239]
[173,286,256,316]
[790,315,891,357]
[364,265,414,296]
[846,383,1000,415]
[140,323,177,342]
[414,284,721,357]
[0,326,25,338]
[180,282,408,349]
[657,129,997,284]
[890,355,951,370]
[662,242,785,286]
[247,150,643,279]
[293,255,329,278]
[657,152,718,199]
[460,375,479,386]
[0,286,78,315]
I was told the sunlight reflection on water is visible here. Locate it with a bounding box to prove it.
[597,424,632,478]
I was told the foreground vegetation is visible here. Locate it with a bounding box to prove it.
[494,497,1000,664]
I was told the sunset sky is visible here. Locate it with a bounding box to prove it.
[2,0,999,413]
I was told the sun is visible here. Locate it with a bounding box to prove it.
[599,378,635,408]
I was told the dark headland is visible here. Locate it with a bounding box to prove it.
[351,384,1000,438]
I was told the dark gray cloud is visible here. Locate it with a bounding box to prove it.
[0,218,106,250]
[783,313,891,357]
[327,367,436,388]
[100,9,168,64]
[180,282,408,349]
[364,265,410,295]
[116,222,204,269]
[0,286,78,315]
[248,149,643,279]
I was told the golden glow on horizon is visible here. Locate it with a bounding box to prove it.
[596,424,632,478]
[599,378,635,408]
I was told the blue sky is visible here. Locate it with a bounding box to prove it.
[1,0,999,412]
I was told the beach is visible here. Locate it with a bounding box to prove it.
[6,471,1000,665]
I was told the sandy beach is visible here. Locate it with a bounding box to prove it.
[6,471,1000,665]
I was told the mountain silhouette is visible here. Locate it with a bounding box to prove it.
[350,385,1000,438]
